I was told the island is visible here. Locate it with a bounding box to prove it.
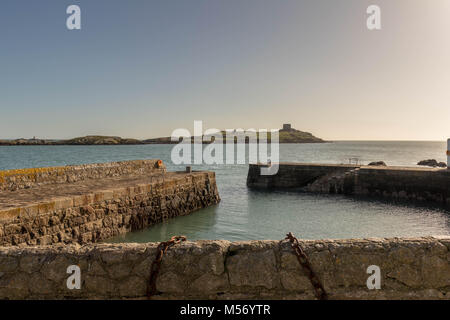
[0,124,325,145]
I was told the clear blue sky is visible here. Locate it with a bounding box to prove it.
[1,0,449,140]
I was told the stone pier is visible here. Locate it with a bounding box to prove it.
[0,160,220,246]
[247,163,450,205]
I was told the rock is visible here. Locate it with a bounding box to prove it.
[417,159,446,168]
[368,161,387,166]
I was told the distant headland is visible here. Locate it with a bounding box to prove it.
[0,124,325,145]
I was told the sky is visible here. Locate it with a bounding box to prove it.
[1,0,449,141]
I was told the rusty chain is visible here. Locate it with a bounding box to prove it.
[284,232,328,300]
[147,235,187,299]
[147,233,325,299]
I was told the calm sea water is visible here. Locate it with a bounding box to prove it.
[0,141,449,241]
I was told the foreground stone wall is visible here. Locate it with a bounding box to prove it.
[0,172,220,246]
[0,237,449,299]
[0,160,165,192]
[247,163,450,205]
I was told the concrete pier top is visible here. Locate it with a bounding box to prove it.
[0,159,166,192]
[0,159,171,214]
[0,170,211,216]
[252,162,446,171]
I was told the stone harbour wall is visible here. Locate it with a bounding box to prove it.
[0,172,220,246]
[247,163,450,205]
[0,237,449,299]
[353,166,450,203]
[0,159,166,192]
[247,163,359,189]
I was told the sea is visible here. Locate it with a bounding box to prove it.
[0,141,449,242]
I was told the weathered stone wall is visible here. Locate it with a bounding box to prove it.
[354,167,450,203]
[247,163,450,205]
[0,172,220,246]
[247,163,359,189]
[0,237,449,299]
[0,160,165,192]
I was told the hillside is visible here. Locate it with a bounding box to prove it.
[277,128,324,143]
[144,125,325,144]
[0,125,325,145]
[0,136,142,146]
[63,136,142,145]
